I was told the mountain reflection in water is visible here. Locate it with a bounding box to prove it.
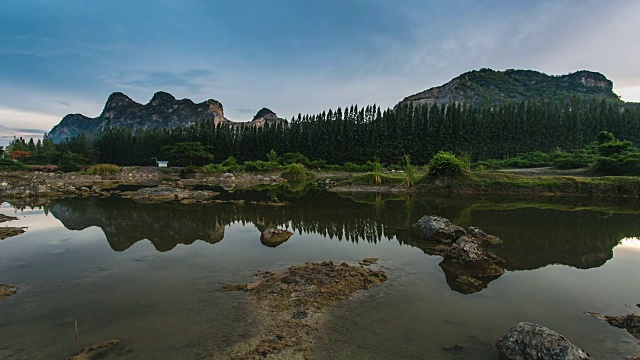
[45,191,640,294]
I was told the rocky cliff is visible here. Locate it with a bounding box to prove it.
[398,68,621,108]
[49,92,285,143]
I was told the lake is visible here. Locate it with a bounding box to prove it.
[0,190,639,359]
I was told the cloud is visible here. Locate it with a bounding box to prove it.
[236,108,257,114]
[0,124,47,146]
[105,69,218,95]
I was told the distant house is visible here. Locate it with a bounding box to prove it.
[156,160,168,168]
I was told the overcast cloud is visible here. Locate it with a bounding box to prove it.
[0,0,639,145]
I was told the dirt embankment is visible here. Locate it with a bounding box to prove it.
[222,260,387,359]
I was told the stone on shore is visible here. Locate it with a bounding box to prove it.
[495,322,592,360]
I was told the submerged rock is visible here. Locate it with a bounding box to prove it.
[223,260,387,358]
[122,185,218,203]
[0,214,18,223]
[260,228,294,247]
[585,311,640,340]
[495,322,592,360]
[68,339,120,360]
[0,284,19,301]
[410,215,465,243]
[0,227,26,240]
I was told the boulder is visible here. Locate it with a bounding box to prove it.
[410,215,465,243]
[260,228,293,247]
[495,322,592,360]
[466,226,503,246]
[439,236,505,294]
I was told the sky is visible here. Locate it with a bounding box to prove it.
[1,0,640,145]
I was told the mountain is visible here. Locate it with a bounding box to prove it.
[48,92,285,143]
[397,68,622,108]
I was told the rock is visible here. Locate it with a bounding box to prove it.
[304,346,314,360]
[0,227,26,240]
[0,284,19,301]
[495,322,592,360]
[359,258,379,266]
[68,340,120,360]
[123,185,217,203]
[260,228,294,247]
[222,173,235,180]
[410,215,465,243]
[0,214,18,223]
[586,311,640,340]
[466,226,503,246]
[439,236,505,294]
[223,260,386,358]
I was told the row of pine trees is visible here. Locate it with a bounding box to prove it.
[55,96,640,166]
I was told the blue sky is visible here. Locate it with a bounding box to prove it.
[1,0,639,144]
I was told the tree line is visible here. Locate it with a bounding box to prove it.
[6,96,640,168]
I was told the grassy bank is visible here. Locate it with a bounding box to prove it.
[415,172,640,197]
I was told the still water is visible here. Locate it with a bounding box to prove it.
[0,190,639,359]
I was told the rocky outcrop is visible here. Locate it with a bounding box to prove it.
[0,284,19,301]
[495,322,592,360]
[585,311,640,340]
[465,226,503,246]
[68,340,120,360]
[411,216,505,294]
[120,185,218,203]
[49,92,287,142]
[260,228,294,247]
[398,69,620,109]
[0,176,79,198]
[247,108,286,127]
[440,236,505,294]
[223,261,386,358]
[410,215,465,243]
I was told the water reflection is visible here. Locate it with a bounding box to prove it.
[41,191,640,294]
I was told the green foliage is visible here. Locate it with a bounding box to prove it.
[428,151,468,178]
[281,163,314,180]
[87,163,120,176]
[160,142,213,167]
[597,140,632,157]
[552,151,594,169]
[57,151,88,172]
[280,152,310,166]
[592,154,640,176]
[266,149,278,162]
[243,160,280,171]
[596,131,615,145]
[0,158,27,170]
[403,155,415,187]
[181,165,199,175]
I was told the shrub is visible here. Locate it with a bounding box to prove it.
[592,153,640,176]
[57,151,88,172]
[181,166,199,175]
[281,152,310,166]
[200,164,221,173]
[281,163,314,180]
[87,163,120,176]
[427,151,468,178]
[243,160,280,171]
[597,140,633,157]
[0,158,27,170]
[309,160,327,170]
[341,162,362,172]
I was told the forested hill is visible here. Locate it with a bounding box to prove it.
[48,92,285,143]
[398,69,621,108]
